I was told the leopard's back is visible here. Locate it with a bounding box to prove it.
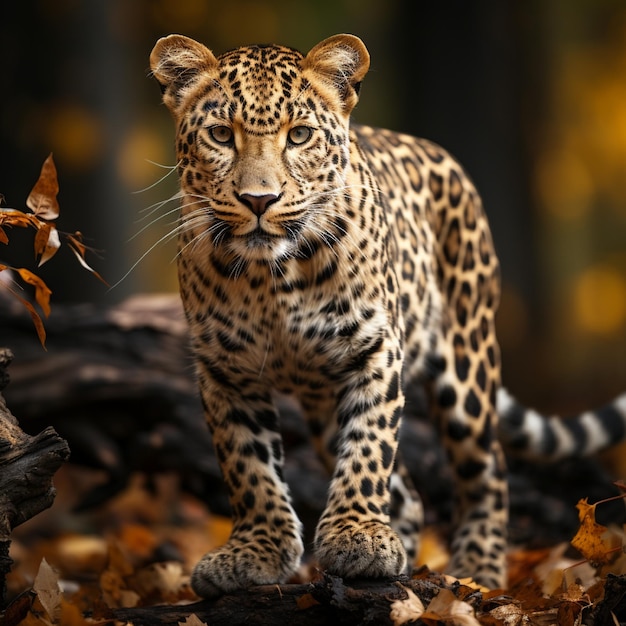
[355,125,502,386]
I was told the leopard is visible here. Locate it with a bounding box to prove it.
[149,33,626,597]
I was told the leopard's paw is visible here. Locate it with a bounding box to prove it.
[191,535,303,598]
[314,519,407,578]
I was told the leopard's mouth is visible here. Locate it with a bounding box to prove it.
[222,224,293,263]
[240,226,281,248]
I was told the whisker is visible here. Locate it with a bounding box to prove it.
[175,218,225,260]
[138,189,183,216]
[129,199,210,243]
[114,205,214,291]
[119,174,383,292]
[132,160,180,195]
[109,224,183,291]
[129,204,182,241]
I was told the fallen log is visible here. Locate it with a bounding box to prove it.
[112,571,455,626]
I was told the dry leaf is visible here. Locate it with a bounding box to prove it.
[67,232,109,286]
[535,543,597,597]
[296,593,320,610]
[26,153,60,220]
[0,207,39,229]
[178,615,209,626]
[0,155,106,344]
[33,558,62,622]
[2,590,34,626]
[389,585,425,625]
[556,600,584,626]
[133,561,191,602]
[34,222,61,266]
[116,523,159,560]
[600,526,626,576]
[100,543,139,609]
[0,269,47,347]
[571,498,621,564]
[486,603,527,625]
[16,267,52,317]
[421,588,480,626]
[59,598,93,626]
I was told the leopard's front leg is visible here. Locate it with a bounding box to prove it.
[191,379,303,598]
[313,330,407,578]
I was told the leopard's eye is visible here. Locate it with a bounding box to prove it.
[209,125,234,145]
[287,126,313,146]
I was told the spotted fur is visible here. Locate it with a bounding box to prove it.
[149,33,623,597]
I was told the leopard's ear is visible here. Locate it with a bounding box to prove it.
[302,34,370,113]
[150,35,218,113]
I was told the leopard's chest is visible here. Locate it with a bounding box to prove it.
[182,250,396,393]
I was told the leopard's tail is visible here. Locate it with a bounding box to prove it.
[497,388,626,461]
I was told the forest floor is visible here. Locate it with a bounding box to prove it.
[4,456,626,625]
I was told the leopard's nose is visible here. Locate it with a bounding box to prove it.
[237,193,280,216]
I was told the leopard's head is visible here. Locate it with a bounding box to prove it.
[150,34,369,265]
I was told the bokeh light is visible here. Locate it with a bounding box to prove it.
[572,264,626,336]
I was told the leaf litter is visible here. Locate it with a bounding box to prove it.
[4,471,626,625]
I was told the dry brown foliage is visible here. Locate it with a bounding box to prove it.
[0,154,106,347]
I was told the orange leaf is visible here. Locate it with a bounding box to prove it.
[0,207,39,228]
[26,153,60,220]
[571,498,615,564]
[24,302,47,347]
[100,543,140,609]
[16,267,52,317]
[59,598,93,626]
[67,231,87,255]
[117,523,158,559]
[297,593,321,610]
[0,226,7,244]
[67,232,109,286]
[1,279,47,347]
[36,223,61,266]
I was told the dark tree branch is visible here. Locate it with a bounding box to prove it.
[112,572,454,626]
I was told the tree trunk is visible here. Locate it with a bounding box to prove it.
[0,348,70,608]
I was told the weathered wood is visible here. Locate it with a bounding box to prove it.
[0,294,224,512]
[112,572,454,626]
[0,348,70,607]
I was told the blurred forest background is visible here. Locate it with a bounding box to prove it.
[1,0,625,412]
